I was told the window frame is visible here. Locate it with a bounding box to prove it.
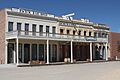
[32,24,36,35]
[25,23,29,35]
[8,22,13,32]
[17,22,21,31]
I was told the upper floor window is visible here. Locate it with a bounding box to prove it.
[32,24,36,35]
[78,31,81,36]
[102,33,105,38]
[67,30,70,35]
[105,34,108,38]
[84,31,86,36]
[60,29,63,34]
[17,23,21,31]
[98,32,102,38]
[32,24,36,32]
[73,30,75,35]
[52,26,56,34]
[39,25,43,33]
[94,32,97,38]
[25,23,29,35]
[8,22,13,32]
[46,26,49,33]
[89,32,91,37]
[117,45,120,52]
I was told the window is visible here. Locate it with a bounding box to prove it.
[39,25,43,36]
[32,24,36,35]
[73,30,75,35]
[51,44,57,62]
[89,32,91,37]
[94,32,97,38]
[32,44,37,60]
[102,33,105,38]
[19,43,22,63]
[46,26,49,33]
[117,41,120,44]
[52,26,56,36]
[17,23,21,31]
[78,31,81,36]
[105,34,107,38]
[39,44,44,61]
[117,45,120,52]
[98,32,102,38]
[60,29,63,34]
[25,23,29,35]
[67,30,70,35]
[46,26,49,36]
[84,31,86,36]
[52,26,56,34]
[8,22,13,32]
[39,25,43,33]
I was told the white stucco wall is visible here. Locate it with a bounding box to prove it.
[7,15,59,33]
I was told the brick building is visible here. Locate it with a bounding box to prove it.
[109,32,120,60]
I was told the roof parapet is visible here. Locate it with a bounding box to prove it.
[5,7,109,29]
[6,8,55,18]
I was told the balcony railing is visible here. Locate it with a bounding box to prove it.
[6,30,108,42]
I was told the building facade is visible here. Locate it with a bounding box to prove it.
[109,32,120,60]
[0,8,110,65]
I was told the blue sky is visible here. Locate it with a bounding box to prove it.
[0,0,120,32]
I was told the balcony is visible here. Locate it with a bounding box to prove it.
[6,30,108,42]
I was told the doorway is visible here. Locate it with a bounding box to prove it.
[32,44,37,60]
[24,44,30,63]
[7,43,14,63]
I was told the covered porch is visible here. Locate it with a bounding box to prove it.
[5,38,108,66]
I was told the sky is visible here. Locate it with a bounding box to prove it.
[0,0,120,32]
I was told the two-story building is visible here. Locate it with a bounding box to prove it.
[0,8,110,65]
[109,32,120,60]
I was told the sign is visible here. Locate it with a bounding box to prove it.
[59,22,93,28]
[85,37,97,41]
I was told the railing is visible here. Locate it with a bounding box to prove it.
[6,31,18,38]
[6,30,108,42]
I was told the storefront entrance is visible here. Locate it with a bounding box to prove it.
[24,44,30,63]
[7,43,14,63]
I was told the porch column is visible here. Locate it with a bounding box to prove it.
[13,50,16,64]
[105,43,108,61]
[90,42,92,62]
[16,38,19,65]
[47,39,49,64]
[71,40,73,63]
[93,44,95,60]
[30,44,32,61]
[22,43,24,63]
[100,44,103,59]
[14,43,16,64]
[50,44,53,62]
[5,40,8,64]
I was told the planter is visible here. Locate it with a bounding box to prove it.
[64,58,68,63]
[73,59,76,63]
[39,61,45,64]
[64,58,71,63]
[28,60,39,65]
[86,59,90,62]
